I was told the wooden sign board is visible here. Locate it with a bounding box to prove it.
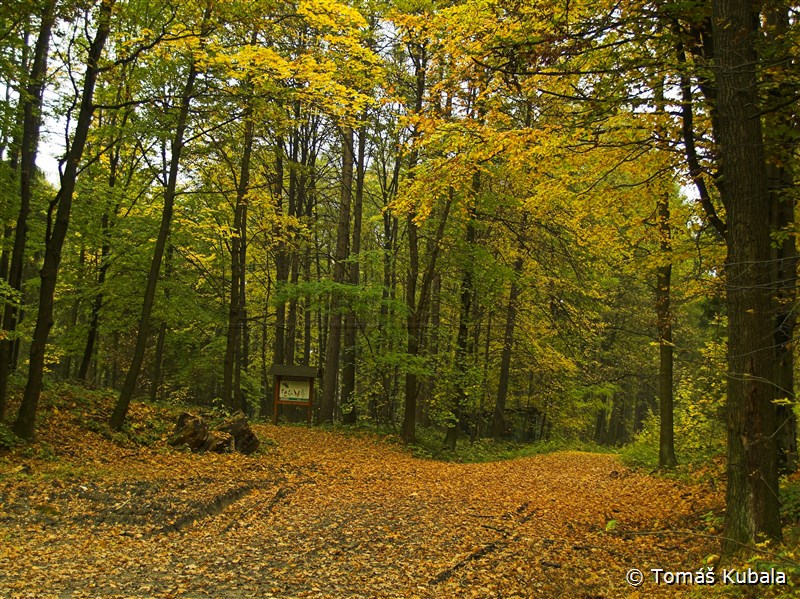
[269,365,319,425]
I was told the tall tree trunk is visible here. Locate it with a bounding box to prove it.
[0,0,56,420]
[375,152,400,422]
[491,256,523,438]
[657,190,677,469]
[714,0,782,548]
[319,127,353,423]
[79,212,111,381]
[110,3,211,430]
[341,125,366,424]
[303,249,313,366]
[301,146,317,366]
[223,96,254,412]
[14,0,114,439]
[149,244,172,403]
[400,41,428,442]
[272,137,288,366]
[284,109,302,366]
[238,188,249,414]
[444,179,479,450]
[260,310,269,417]
[764,3,797,475]
[401,194,452,442]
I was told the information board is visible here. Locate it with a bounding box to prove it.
[280,380,311,401]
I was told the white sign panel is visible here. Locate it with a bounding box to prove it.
[280,380,310,401]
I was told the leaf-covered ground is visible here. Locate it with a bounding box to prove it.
[0,401,732,598]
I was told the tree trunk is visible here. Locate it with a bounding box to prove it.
[14,0,113,439]
[0,0,56,420]
[400,41,428,442]
[110,3,211,431]
[223,94,254,412]
[341,125,366,424]
[445,181,479,450]
[657,190,677,469]
[492,256,523,438]
[713,0,782,548]
[149,244,172,403]
[401,194,452,442]
[272,137,288,366]
[764,3,797,475]
[319,127,353,423]
[60,248,86,379]
[79,212,111,381]
[78,96,124,384]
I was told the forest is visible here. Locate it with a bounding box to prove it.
[1,0,800,577]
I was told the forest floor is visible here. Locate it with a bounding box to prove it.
[0,391,794,598]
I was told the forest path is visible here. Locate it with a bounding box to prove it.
[1,421,720,598]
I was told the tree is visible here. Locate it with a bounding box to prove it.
[0,0,56,420]
[319,127,353,423]
[110,0,213,430]
[713,0,781,548]
[656,187,677,469]
[341,124,367,425]
[14,0,114,438]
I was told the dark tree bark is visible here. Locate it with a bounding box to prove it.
[110,3,212,431]
[272,137,288,366]
[60,247,86,378]
[149,244,172,403]
[656,190,677,469]
[713,0,782,548]
[491,256,523,438]
[400,41,429,442]
[14,0,114,439]
[223,95,254,412]
[401,194,452,442]
[374,148,400,422]
[301,134,318,367]
[341,125,366,424]
[319,127,353,423]
[284,104,303,367]
[79,92,133,382]
[0,0,56,420]
[764,3,797,475]
[445,176,480,450]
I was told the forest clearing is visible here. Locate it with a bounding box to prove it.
[0,391,785,599]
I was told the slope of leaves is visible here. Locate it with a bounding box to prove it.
[0,391,762,598]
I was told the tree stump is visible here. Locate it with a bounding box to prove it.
[169,413,209,450]
[168,411,259,455]
[216,411,260,455]
[201,430,234,453]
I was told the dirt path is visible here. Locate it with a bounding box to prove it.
[1,424,720,598]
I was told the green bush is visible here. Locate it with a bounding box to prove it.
[780,477,800,524]
[0,422,20,451]
[621,336,726,472]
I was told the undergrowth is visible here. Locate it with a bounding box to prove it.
[404,426,613,463]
